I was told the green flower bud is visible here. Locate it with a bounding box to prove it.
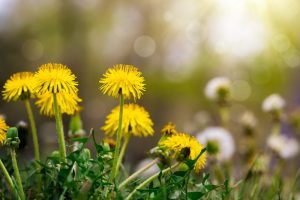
[6,127,18,139]
[4,127,20,148]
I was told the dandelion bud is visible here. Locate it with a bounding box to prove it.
[68,114,85,138]
[50,150,61,159]
[5,127,20,148]
[205,77,232,105]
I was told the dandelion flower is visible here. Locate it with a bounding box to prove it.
[161,122,177,135]
[99,64,145,100]
[35,91,81,117]
[267,134,299,159]
[262,94,285,113]
[205,77,231,102]
[34,63,78,95]
[102,104,153,137]
[2,72,35,101]
[0,117,9,144]
[196,127,235,161]
[159,133,206,173]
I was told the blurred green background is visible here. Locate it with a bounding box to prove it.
[0,0,300,165]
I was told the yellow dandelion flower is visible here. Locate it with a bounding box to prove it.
[35,91,82,117]
[34,63,78,95]
[102,104,153,137]
[0,117,9,144]
[99,64,145,100]
[2,72,35,101]
[159,133,206,173]
[161,122,177,135]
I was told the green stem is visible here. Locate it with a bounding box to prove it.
[116,133,131,176]
[125,162,179,200]
[24,100,41,166]
[219,106,229,128]
[0,159,20,199]
[53,93,67,158]
[119,158,159,190]
[272,122,280,135]
[10,149,25,200]
[110,93,124,182]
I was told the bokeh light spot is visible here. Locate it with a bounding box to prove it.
[232,80,251,101]
[134,35,156,57]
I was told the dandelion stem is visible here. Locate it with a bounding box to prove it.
[119,158,159,190]
[24,99,41,166]
[53,93,67,158]
[0,159,20,199]
[116,133,130,176]
[10,149,25,200]
[219,106,229,128]
[125,162,179,200]
[271,122,280,135]
[110,93,124,183]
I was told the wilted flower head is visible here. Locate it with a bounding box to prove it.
[262,94,285,113]
[35,91,81,117]
[159,132,206,173]
[267,134,299,159]
[99,64,145,100]
[161,122,177,135]
[205,77,231,103]
[34,63,78,95]
[102,104,154,137]
[3,72,35,101]
[0,117,9,144]
[196,127,235,161]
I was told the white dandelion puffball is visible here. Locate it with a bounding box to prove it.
[135,158,160,178]
[205,77,232,101]
[240,111,257,129]
[262,94,285,112]
[267,134,299,159]
[196,127,235,161]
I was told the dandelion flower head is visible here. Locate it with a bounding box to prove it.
[159,132,206,173]
[161,122,177,135]
[196,127,235,161]
[102,103,153,137]
[99,64,145,100]
[262,94,285,113]
[205,77,231,102]
[3,72,35,101]
[35,91,81,117]
[267,134,299,159]
[0,117,9,144]
[34,63,78,95]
